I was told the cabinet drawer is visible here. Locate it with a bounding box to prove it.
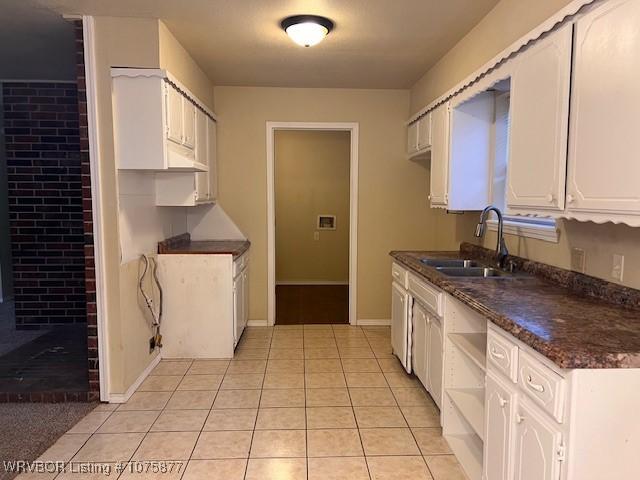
[487,328,519,383]
[392,263,408,289]
[518,350,565,423]
[233,253,248,277]
[408,274,442,317]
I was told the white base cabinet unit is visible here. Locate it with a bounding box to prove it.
[391,273,410,372]
[112,68,217,173]
[157,251,249,358]
[391,263,445,407]
[484,324,640,480]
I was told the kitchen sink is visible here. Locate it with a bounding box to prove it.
[421,258,481,268]
[436,266,508,278]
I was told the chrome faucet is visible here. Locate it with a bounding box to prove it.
[475,206,509,269]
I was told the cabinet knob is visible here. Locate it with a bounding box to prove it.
[516,413,525,424]
[566,194,575,204]
[546,193,554,203]
[498,395,508,408]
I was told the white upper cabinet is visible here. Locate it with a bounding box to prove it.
[567,0,640,221]
[156,116,217,207]
[429,102,450,207]
[507,24,572,213]
[112,68,215,172]
[407,121,419,155]
[407,113,432,157]
[417,113,432,150]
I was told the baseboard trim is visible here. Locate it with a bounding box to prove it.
[276,281,349,286]
[247,320,269,327]
[108,353,161,404]
[356,319,391,326]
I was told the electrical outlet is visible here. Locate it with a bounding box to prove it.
[612,254,624,281]
[314,231,320,241]
[570,248,585,273]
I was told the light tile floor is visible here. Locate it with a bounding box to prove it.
[19,325,468,480]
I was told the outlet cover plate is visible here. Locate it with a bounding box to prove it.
[612,253,624,281]
[571,248,585,273]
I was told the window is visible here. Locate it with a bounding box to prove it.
[487,83,559,243]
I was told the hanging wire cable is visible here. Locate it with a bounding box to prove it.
[139,254,163,348]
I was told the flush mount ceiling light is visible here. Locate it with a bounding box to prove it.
[281,15,334,47]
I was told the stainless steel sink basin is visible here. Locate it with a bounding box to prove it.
[421,258,481,268]
[436,266,508,278]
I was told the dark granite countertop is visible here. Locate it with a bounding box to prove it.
[158,233,250,258]
[390,244,640,369]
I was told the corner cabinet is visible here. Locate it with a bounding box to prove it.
[566,0,640,222]
[506,24,572,214]
[112,68,218,207]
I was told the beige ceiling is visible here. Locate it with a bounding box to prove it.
[34,0,500,89]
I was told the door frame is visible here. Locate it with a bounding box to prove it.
[266,122,359,326]
[83,16,110,401]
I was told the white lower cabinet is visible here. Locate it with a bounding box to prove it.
[483,370,517,480]
[233,261,249,347]
[513,398,563,480]
[411,301,444,409]
[391,281,410,372]
[427,313,443,409]
[411,302,429,387]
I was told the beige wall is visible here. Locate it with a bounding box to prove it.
[410,0,640,290]
[410,0,575,115]
[215,86,440,321]
[275,130,350,284]
[92,17,215,395]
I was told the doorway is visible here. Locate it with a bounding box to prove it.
[267,122,359,326]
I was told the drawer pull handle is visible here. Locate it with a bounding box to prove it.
[516,413,525,424]
[498,395,508,408]
[526,375,545,393]
[490,346,505,360]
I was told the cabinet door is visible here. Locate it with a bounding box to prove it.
[182,99,196,149]
[407,122,418,154]
[207,118,218,201]
[507,24,572,212]
[165,85,183,145]
[242,269,249,332]
[427,314,443,409]
[484,370,517,480]
[417,113,431,150]
[391,282,410,372]
[194,110,209,202]
[233,272,244,346]
[411,302,429,388]
[567,0,640,215]
[513,399,563,480]
[429,102,450,207]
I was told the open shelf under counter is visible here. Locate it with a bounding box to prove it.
[449,332,487,372]
[446,387,485,441]
[445,433,483,480]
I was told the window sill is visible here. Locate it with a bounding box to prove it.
[486,218,559,243]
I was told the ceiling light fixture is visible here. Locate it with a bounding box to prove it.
[281,15,334,47]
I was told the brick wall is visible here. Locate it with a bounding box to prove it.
[73,19,100,400]
[3,81,87,330]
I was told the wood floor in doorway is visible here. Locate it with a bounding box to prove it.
[276,285,349,325]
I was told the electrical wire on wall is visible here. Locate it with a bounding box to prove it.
[139,254,163,350]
